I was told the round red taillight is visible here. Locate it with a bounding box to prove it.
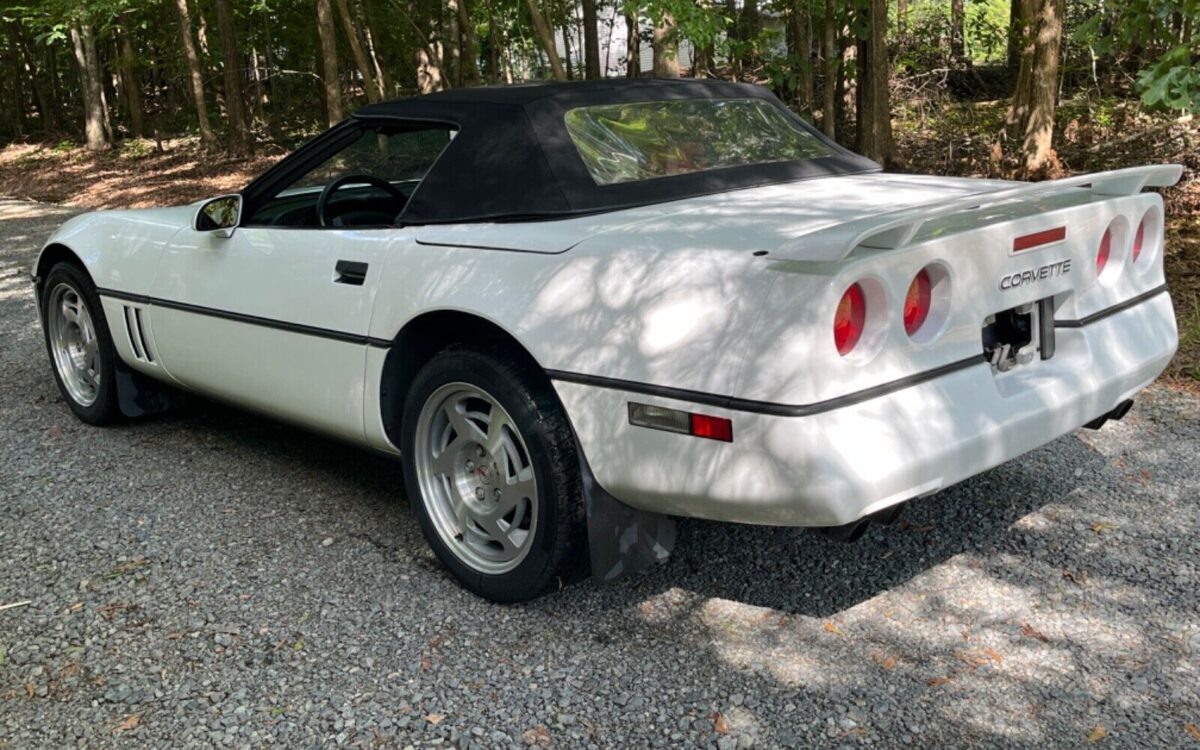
[903,269,933,337]
[834,283,867,356]
[1133,219,1146,263]
[1097,227,1112,274]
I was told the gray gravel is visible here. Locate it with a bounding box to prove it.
[2,198,1199,749]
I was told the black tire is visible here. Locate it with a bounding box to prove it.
[400,346,586,602]
[40,262,123,425]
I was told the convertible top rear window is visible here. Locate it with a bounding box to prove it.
[564,99,835,186]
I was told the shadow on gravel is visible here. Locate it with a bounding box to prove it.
[145,390,1103,618]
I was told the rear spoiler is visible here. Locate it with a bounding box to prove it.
[773,164,1184,264]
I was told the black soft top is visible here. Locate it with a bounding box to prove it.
[337,80,880,224]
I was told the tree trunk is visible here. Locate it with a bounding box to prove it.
[214,0,250,153]
[115,14,144,138]
[335,0,382,101]
[316,0,345,123]
[821,0,837,138]
[173,0,215,145]
[652,13,679,77]
[898,0,908,35]
[1007,0,1024,71]
[558,0,574,79]
[525,0,567,80]
[855,0,892,163]
[455,0,482,85]
[790,0,813,116]
[625,10,640,78]
[581,0,601,79]
[362,0,392,96]
[69,23,108,150]
[950,0,965,62]
[1008,0,1062,174]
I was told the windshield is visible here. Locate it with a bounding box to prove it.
[563,98,834,186]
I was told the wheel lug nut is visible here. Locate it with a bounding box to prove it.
[475,487,485,500]
[493,488,502,500]
[466,460,475,471]
[476,446,485,457]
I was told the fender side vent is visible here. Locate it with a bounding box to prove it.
[122,306,155,364]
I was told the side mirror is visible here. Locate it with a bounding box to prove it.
[195,194,242,238]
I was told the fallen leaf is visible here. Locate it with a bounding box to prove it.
[1087,725,1108,742]
[711,712,730,734]
[521,725,552,747]
[23,681,34,698]
[420,655,432,672]
[1090,522,1114,534]
[1021,623,1050,642]
[984,647,1004,664]
[1185,723,1200,741]
[113,714,141,733]
[927,676,951,687]
[425,713,445,725]
[823,622,844,636]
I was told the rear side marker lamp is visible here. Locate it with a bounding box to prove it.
[628,402,733,442]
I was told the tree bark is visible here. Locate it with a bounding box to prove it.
[1006,0,1023,71]
[1008,0,1062,174]
[950,0,965,61]
[335,0,382,101]
[525,0,567,80]
[361,0,392,96]
[173,0,215,145]
[898,0,908,35]
[115,14,144,138]
[820,0,837,138]
[855,0,892,163]
[652,13,679,77]
[316,0,345,123]
[213,0,251,153]
[789,0,813,115]
[581,0,601,79]
[70,23,108,150]
[558,0,574,79]
[454,0,482,85]
[625,10,640,78]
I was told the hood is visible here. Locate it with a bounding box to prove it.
[412,173,1014,256]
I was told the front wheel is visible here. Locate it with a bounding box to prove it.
[41,262,122,425]
[400,346,586,602]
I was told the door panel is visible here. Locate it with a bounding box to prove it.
[148,226,403,444]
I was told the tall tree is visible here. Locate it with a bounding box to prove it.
[115,13,144,138]
[525,0,567,80]
[789,0,813,115]
[173,0,215,145]
[1007,0,1064,173]
[69,21,109,150]
[855,0,892,163]
[335,0,382,101]
[581,0,601,79]
[213,0,250,153]
[315,0,345,123]
[820,0,837,137]
[950,0,965,61]
[652,12,679,77]
[454,0,483,85]
[625,8,640,78]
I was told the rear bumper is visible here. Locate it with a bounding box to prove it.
[552,291,1177,527]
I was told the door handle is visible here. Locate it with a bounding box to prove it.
[334,260,368,286]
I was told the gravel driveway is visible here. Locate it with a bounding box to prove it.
[1,199,1198,749]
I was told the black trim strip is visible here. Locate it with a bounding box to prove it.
[548,355,987,418]
[1055,284,1169,329]
[96,288,393,349]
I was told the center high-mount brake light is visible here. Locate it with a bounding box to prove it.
[903,269,933,336]
[834,283,867,356]
[628,403,733,442]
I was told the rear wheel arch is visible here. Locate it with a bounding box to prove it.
[379,310,552,447]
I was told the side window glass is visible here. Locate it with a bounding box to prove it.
[247,124,455,227]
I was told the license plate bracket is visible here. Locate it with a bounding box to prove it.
[982,297,1055,372]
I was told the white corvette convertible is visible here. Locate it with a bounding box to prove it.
[34,80,1179,601]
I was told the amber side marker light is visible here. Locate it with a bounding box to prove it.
[628,402,733,442]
